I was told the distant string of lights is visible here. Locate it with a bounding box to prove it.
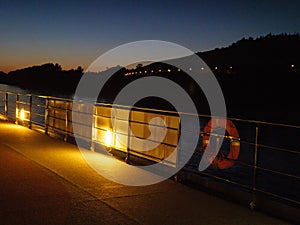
[124,64,297,76]
[124,65,230,76]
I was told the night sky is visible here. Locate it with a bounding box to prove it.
[1,0,300,72]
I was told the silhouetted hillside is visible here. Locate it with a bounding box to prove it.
[0,71,6,76]
[195,33,300,123]
[0,63,83,95]
[0,34,299,124]
[199,33,300,69]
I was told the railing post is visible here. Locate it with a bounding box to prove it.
[4,92,8,116]
[90,104,95,152]
[29,95,32,129]
[15,94,19,124]
[173,115,181,182]
[250,124,259,210]
[125,109,132,163]
[45,98,49,135]
[53,100,56,132]
[64,102,68,142]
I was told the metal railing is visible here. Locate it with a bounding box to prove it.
[0,90,299,216]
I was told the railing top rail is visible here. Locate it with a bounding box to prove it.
[1,89,300,129]
[0,90,73,102]
[0,90,33,97]
[226,115,300,129]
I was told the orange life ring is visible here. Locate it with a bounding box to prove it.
[202,118,240,169]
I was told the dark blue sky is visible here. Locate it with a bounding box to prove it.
[1,0,300,72]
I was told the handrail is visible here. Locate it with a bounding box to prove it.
[2,90,300,128]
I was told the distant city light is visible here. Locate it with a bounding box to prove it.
[189,68,192,71]
[159,69,161,72]
[167,69,171,72]
[144,70,147,73]
[229,66,233,69]
[201,67,204,70]
[291,64,295,68]
[177,68,181,71]
[215,66,218,70]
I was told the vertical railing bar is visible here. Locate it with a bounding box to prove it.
[15,94,19,124]
[53,100,56,133]
[111,107,114,149]
[111,106,116,154]
[125,108,131,163]
[64,101,68,142]
[45,97,49,135]
[29,95,32,129]
[5,92,8,116]
[250,124,259,210]
[90,104,95,152]
[173,114,181,182]
[163,116,167,162]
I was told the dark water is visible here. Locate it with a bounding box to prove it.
[0,84,73,98]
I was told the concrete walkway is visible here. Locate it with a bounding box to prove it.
[0,120,292,225]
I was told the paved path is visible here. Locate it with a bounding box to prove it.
[0,145,71,225]
[0,120,292,224]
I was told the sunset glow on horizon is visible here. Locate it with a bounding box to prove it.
[1,0,300,73]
